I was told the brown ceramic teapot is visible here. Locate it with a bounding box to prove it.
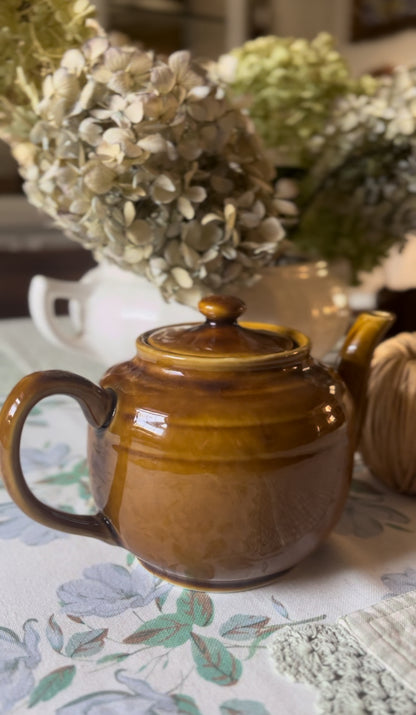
[0,296,393,591]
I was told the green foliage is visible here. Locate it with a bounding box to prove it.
[28,666,76,707]
[65,628,108,658]
[123,614,193,647]
[190,633,242,686]
[173,693,203,715]
[220,700,270,715]
[176,591,214,627]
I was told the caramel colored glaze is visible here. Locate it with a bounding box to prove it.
[88,355,353,589]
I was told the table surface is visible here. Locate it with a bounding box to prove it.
[0,318,415,715]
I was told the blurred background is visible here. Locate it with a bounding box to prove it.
[1,0,416,317]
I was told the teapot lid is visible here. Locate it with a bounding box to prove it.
[140,295,308,365]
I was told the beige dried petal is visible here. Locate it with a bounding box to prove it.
[104,222,124,244]
[178,140,202,161]
[185,186,207,203]
[164,239,182,265]
[151,66,175,95]
[124,246,145,263]
[221,245,237,260]
[70,199,90,214]
[73,80,96,112]
[144,95,164,119]
[171,266,194,289]
[92,65,112,84]
[252,200,266,219]
[224,203,237,228]
[127,219,154,245]
[174,285,202,308]
[124,142,146,159]
[84,36,109,62]
[188,86,211,100]
[42,75,55,100]
[95,140,124,163]
[259,217,285,242]
[235,191,255,209]
[125,100,144,124]
[61,49,86,75]
[128,52,153,77]
[195,96,225,121]
[178,196,195,220]
[165,141,178,162]
[151,175,179,203]
[240,211,261,229]
[187,103,208,122]
[90,108,114,120]
[275,199,298,216]
[275,178,298,199]
[181,243,200,269]
[201,246,219,263]
[109,94,127,112]
[168,50,191,78]
[84,165,115,194]
[12,142,37,167]
[103,128,131,145]
[79,118,102,145]
[201,212,223,225]
[105,47,130,73]
[149,257,168,276]
[138,134,167,153]
[56,166,79,188]
[124,201,136,227]
[214,53,238,83]
[108,74,131,95]
[181,69,205,91]
[52,69,80,100]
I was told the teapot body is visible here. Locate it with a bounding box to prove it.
[89,352,353,590]
[3,296,394,592]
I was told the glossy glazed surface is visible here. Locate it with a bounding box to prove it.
[0,297,394,591]
[90,354,352,589]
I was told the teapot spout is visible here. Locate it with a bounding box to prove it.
[337,311,395,448]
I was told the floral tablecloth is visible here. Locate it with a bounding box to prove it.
[1,318,416,715]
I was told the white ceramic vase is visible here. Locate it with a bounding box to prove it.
[28,260,350,365]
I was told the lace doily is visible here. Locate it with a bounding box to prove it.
[270,622,416,714]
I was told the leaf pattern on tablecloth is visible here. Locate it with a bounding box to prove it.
[0,501,66,545]
[20,443,71,473]
[4,386,415,713]
[38,560,324,712]
[335,477,412,538]
[0,620,41,714]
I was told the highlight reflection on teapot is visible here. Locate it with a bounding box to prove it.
[0,296,393,591]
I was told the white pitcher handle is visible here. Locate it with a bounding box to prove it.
[28,275,93,353]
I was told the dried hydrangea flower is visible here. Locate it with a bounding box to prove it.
[213,33,376,167]
[16,38,294,305]
[0,0,97,144]
[293,66,416,276]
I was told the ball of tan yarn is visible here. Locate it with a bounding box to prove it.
[360,332,416,494]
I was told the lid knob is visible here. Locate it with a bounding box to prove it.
[198,295,246,324]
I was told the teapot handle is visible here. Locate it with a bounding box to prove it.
[0,370,119,545]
